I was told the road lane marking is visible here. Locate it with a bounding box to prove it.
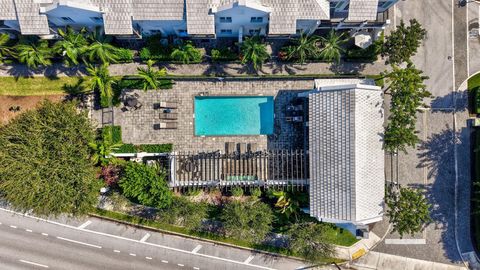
[244,255,255,264]
[385,239,426,245]
[192,245,202,254]
[9,225,17,229]
[129,253,136,256]
[25,229,32,232]
[145,257,152,260]
[193,267,200,270]
[113,250,120,253]
[178,264,184,267]
[57,236,102,249]
[19,259,49,268]
[139,233,151,242]
[41,233,48,236]
[0,208,276,270]
[77,220,92,229]
[161,260,169,263]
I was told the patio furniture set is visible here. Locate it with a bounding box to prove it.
[153,101,179,130]
[122,93,143,111]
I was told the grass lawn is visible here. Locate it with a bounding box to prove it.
[0,76,84,96]
[468,73,480,112]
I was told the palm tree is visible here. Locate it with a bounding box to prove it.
[137,60,167,90]
[170,42,202,64]
[0,33,14,62]
[286,34,321,64]
[53,26,88,67]
[14,40,52,69]
[86,64,116,107]
[86,26,119,65]
[319,30,346,63]
[240,36,269,71]
[89,138,122,166]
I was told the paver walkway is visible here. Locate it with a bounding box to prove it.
[0,60,388,78]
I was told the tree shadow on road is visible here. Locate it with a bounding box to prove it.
[429,90,468,111]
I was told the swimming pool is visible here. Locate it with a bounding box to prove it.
[194,96,274,136]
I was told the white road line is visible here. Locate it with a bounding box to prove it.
[41,233,48,236]
[385,238,426,245]
[244,255,255,264]
[19,259,49,268]
[178,264,184,267]
[9,225,17,229]
[193,267,200,270]
[113,250,120,253]
[129,253,136,257]
[161,260,169,263]
[77,220,92,230]
[139,233,151,243]
[191,245,202,254]
[25,229,32,233]
[0,208,275,270]
[56,236,102,249]
[145,257,152,260]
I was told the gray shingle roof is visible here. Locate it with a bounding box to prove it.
[308,83,384,225]
[94,0,134,35]
[186,0,215,35]
[132,0,185,21]
[0,0,16,20]
[347,0,379,21]
[12,0,50,35]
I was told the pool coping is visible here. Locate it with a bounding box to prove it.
[192,94,275,137]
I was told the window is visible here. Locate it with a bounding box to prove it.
[220,29,232,34]
[250,17,263,23]
[90,17,103,23]
[61,17,75,23]
[249,29,260,35]
[378,1,392,9]
[178,29,187,33]
[220,17,232,23]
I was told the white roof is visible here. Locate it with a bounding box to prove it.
[308,82,385,225]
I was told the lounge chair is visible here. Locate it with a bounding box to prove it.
[160,112,178,120]
[225,142,236,154]
[238,143,247,154]
[286,116,303,123]
[160,101,178,109]
[153,122,178,129]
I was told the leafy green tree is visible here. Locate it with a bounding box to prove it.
[14,39,52,69]
[270,190,300,220]
[0,101,100,217]
[0,33,14,62]
[286,34,320,64]
[137,60,167,90]
[383,62,431,153]
[221,200,273,243]
[170,42,202,64]
[231,187,244,197]
[287,222,336,263]
[319,30,346,63]
[86,27,119,65]
[89,139,122,166]
[240,36,269,71]
[156,196,208,231]
[382,19,427,64]
[119,162,173,208]
[86,64,116,108]
[385,185,432,238]
[54,26,88,67]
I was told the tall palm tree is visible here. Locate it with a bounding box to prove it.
[86,64,116,107]
[319,30,346,63]
[170,42,202,64]
[137,60,167,90]
[86,26,119,65]
[15,40,52,69]
[53,26,88,67]
[286,34,321,64]
[0,33,14,62]
[240,36,269,71]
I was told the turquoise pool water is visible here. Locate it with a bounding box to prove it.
[194,96,274,136]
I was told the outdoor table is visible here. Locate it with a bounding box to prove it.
[125,97,138,107]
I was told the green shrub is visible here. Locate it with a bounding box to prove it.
[139,47,152,61]
[185,188,202,196]
[116,48,134,63]
[102,126,122,144]
[116,143,136,153]
[114,143,173,153]
[119,162,172,208]
[250,187,262,198]
[231,187,244,197]
[345,34,383,62]
[221,200,273,243]
[100,92,110,108]
[116,78,173,91]
[171,42,202,64]
[211,48,238,62]
[139,47,171,62]
[156,196,208,231]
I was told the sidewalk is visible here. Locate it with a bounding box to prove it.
[0,60,387,78]
[351,251,468,270]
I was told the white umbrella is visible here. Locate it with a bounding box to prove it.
[354,33,373,49]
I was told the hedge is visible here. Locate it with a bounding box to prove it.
[115,143,173,153]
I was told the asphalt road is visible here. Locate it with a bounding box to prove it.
[0,208,316,270]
